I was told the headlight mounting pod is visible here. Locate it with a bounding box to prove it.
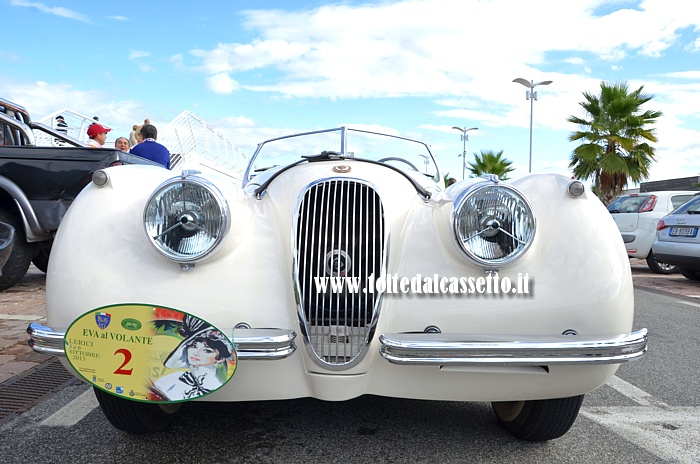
[452,180,536,269]
[144,173,230,264]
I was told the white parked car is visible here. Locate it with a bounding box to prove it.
[28,127,646,441]
[607,191,696,273]
[653,193,700,281]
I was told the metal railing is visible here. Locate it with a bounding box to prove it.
[158,110,248,180]
[34,108,248,181]
[35,109,103,147]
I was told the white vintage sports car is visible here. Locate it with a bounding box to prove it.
[28,126,646,441]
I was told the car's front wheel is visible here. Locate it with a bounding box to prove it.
[646,252,677,274]
[93,387,182,434]
[492,395,584,441]
[679,268,700,281]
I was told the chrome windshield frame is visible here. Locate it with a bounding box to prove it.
[243,126,442,187]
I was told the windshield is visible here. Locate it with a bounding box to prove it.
[672,194,700,214]
[607,195,652,213]
[245,127,440,182]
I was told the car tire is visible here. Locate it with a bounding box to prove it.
[492,394,584,441]
[678,268,700,281]
[93,387,182,434]
[0,209,33,291]
[31,246,50,273]
[646,252,677,274]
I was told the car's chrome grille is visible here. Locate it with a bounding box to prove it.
[294,179,386,369]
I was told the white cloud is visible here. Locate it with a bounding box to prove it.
[169,54,184,66]
[129,50,151,60]
[219,115,255,128]
[10,0,92,24]
[661,70,700,79]
[206,73,240,94]
[0,51,20,62]
[107,15,128,21]
[685,37,700,51]
[0,79,159,140]
[0,80,99,117]
[188,0,700,102]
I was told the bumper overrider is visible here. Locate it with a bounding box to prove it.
[28,322,647,366]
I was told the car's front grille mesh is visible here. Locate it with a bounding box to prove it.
[294,179,386,368]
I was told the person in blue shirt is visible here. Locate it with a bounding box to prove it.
[130,124,171,169]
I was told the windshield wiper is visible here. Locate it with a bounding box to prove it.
[254,165,279,172]
[302,151,345,162]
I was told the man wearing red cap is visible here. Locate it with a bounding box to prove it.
[86,122,111,148]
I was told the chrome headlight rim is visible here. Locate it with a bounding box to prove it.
[144,174,230,264]
[451,180,536,269]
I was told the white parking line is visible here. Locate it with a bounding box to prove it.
[582,376,700,464]
[677,300,700,308]
[40,389,98,427]
[605,374,668,407]
[581,406,700,464]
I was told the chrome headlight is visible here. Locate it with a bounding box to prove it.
[452,182,535,268]
[144,174,230,263]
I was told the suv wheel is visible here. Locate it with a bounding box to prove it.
[646,252,677,274]
[0,209,33,291]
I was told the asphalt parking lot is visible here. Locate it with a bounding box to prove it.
[628,258,700,299]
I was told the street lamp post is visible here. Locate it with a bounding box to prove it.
[512,78,552,173]
[418,154,430,173]
[452,126,478,180]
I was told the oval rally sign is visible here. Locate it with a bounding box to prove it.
[64,304,237,403]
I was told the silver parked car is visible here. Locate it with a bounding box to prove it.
[652,193,700,281]
[607,191,696,273]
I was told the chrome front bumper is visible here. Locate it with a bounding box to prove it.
[28,323,647,366]
[27,323,297,360]
[379,329,648,366]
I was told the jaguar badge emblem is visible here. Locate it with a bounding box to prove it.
[325,250,351,277]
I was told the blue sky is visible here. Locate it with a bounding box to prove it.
[2,0,700,185]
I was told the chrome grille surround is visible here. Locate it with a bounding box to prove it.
[293,178,387,370]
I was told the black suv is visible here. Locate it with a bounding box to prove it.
[0,98,159,290]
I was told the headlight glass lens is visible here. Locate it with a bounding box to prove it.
[144,177,229,262]
[453,184,535,267]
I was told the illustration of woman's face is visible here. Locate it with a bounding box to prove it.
[187,341,221,367]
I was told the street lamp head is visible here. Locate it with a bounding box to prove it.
[513,78,553,89]
[452,126,478,133]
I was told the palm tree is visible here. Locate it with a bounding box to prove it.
[442,172,458,187]
[568,81,662,204]
[467,150,514,181]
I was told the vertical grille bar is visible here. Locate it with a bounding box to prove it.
[294,179,386,369]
